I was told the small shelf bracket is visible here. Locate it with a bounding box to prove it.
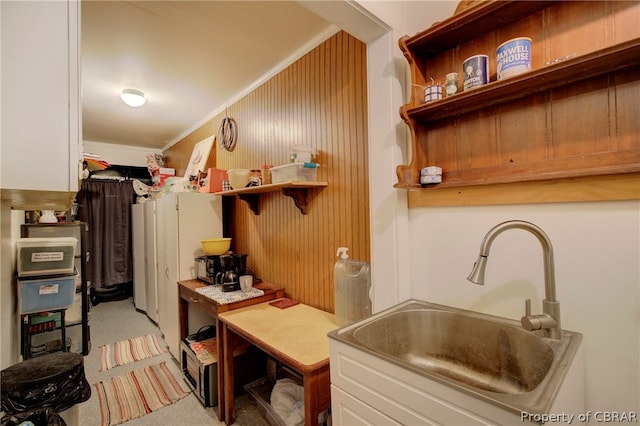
[238,193,260,215]
[282,188,310,214]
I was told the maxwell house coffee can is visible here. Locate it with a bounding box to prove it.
[463,54,489,91]
[496,37,532,80]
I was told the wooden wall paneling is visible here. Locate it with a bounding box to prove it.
[549,2,608,60]
[166,31,369,312]
[615,69,640,153]
[456,108,498,170]
[550,78,611,158]
[498,94,547,166]
[613,1,640,43]
[425,120,457,173]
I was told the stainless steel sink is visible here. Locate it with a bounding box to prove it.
[329,299,583,415]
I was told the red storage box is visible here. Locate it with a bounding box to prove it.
[199,168,228,193]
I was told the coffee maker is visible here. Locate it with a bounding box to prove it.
[215,254,249,292]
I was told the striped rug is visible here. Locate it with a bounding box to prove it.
[94,362,189,426]
[100,334,167,371]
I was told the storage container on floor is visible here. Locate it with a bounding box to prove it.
[16,237,77,277]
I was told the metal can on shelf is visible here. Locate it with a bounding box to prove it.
[496,37,532,80]
[463,54,489,91]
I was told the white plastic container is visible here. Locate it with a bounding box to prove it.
[17,237,77,277]
[18,270,78,314]
[290,145,315,163]
[270,163,318,184]
[334,247,371,327]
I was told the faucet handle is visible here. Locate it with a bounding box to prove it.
[522,298,557,332]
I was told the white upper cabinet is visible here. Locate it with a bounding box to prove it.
[1,0,81,210]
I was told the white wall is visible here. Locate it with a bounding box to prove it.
[356,0,640,418]
[409,201,640,413]
[83,140,161,168]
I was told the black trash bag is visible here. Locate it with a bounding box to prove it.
[1,408,66,426]
[1,352,91,415]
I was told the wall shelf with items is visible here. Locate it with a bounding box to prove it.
[396,0,640,206]
[215,181,328,215]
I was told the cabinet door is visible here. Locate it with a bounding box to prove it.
[0,1,81,209]
[144,202,158,322]
[155,194,180,359]
[132,204,147,312]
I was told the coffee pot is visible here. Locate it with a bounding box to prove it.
[216,255,239,292]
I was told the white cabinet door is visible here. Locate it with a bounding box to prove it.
[155,192,223,360]
[155,194,179,359]
[144,201,158,322]
[132,204,146,312]
[0,0,81,210]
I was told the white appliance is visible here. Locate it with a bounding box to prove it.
[155,192,223,360]
[131,203,146,312]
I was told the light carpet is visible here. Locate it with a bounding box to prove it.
[100,333,167,371]
[94,361,189,426]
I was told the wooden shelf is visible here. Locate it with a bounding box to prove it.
[401,39,640,124]
[215,181,328,214]
[403,1,556,57]
[395,0,640,204]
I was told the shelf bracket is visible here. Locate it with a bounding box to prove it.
[238,194,260,215]
[282,188,310,214]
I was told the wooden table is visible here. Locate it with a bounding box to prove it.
[219,300,337,425]
[177,279,285,421]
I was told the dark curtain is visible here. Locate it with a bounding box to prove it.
[77,179,136,288]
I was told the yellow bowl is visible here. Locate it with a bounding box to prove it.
[201,238,231,255]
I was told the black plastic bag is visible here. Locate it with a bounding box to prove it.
[1,408,66,426]
[1,353,91,415]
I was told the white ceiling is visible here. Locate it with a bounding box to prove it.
[81,1,336,150]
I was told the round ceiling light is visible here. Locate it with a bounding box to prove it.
[120,88,146,107]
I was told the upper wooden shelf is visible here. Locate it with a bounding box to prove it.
[401,39,640,124]
[215,181,328,215]
[404,1,556,57]
[395,0,640,205]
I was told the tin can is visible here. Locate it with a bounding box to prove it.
[424,84,443,102]
[496,37,532,80]
[463,54,489,91]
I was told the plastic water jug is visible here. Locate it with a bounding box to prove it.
[334,247,371,327]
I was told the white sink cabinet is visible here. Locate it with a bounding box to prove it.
[1,0,81,210]
[329,337,585,425]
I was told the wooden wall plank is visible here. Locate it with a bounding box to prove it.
[164,31,370,312]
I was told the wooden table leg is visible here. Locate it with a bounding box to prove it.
[222,322,236,425]
[178,296,188,341]
[216,317,225,422]
[303,365,332,426]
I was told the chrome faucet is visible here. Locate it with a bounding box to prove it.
[467,220,562,339]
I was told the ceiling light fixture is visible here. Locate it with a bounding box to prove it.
[120,88,146,107]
